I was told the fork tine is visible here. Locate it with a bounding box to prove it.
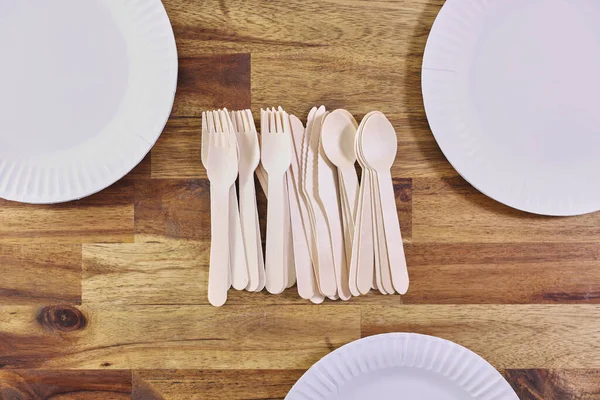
[269,109,276,134]
[207,110,215,134]
[235,110,243,133]
[239,110,248,132]
[260,108,267,136]
[281,109,291,134]
[230,110,238,132]
[221,109,235,147]
[232,111,240,133]
[245,110,257,133]
[201,111,208,163]
[219,109,229,132]
[275,108,284,134]
[213,110,222,134]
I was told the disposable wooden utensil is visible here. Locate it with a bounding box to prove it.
[290,113,324,302]
[321,110,359,296]
[299,107,327,295]
[244,110,266,292]
[317,113,351,301]
[203,110,239,307]
[203,110,247,291]
[231,109,263,292]
[255,126,269,197]
[351,111,381,295]
[284,172,296,288]
[322,110,359,221]
[371,173,393,294]
[261,108,292,295]
[355,111,393,294]
[353,168,375,295]
[360,113,409,294]
[221,110,249,291]
[302,106,337,298]
[280,113,321,301]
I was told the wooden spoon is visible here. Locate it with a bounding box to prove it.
[318,112,351,300]
[360,113,409,294]
[321,110,359,296]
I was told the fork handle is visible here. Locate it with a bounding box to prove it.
[209,184,230,307]
[239,172,262,292]
[265,175,287,294]
[229,185,248,290]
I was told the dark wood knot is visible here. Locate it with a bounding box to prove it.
[37,305,86,332]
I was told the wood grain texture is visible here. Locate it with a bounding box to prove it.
[0,180,134,244]
[0,370,131,399]
[361,305,600,369]
[134,179,209,242]
[81,240,408,306]
[403,242,600,304]
[1,0,599,397]
[125,155,152,180]
[0,305,360,369]
[0,245,81,305]
[172,54,251,117]
[133,370,303,400]
[151,118,205,179]
[413,177,600,243]
[505,369,600,400]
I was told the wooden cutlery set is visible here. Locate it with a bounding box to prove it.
[202,107,408,306]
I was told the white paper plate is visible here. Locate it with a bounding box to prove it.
[286,333,518,400]
[422,0,600,216]
[0,0,177,203]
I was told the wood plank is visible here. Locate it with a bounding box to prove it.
[361,305,600,369]
[82,242,409,306]
[124,154,152,180]
[403,243,600,304]
[172,54,251,118]
[133,370,302,400]
[151,118,204,179]
[394,178,412,242]
[152,53,251,178]
[504,369,600,400]
[251,52,452,179]
[134,179,209,242]
[163,0,444,56]
[82,242,206,306]
[0,180,134,244]
[0,370,131,399]
[412,177,600,243]
[0,244,81,305]
[0,305,360,369]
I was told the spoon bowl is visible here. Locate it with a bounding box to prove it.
[322,110,358,169]
[360,113,397,171]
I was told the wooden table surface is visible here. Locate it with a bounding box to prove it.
[1,0,600,398]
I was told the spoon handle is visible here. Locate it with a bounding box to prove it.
[369,171,387,294]
[376,170,409,294]
[209,184,231,307]
[341,166,360,220]
[355,171,375,295]
[265,175,287,294]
